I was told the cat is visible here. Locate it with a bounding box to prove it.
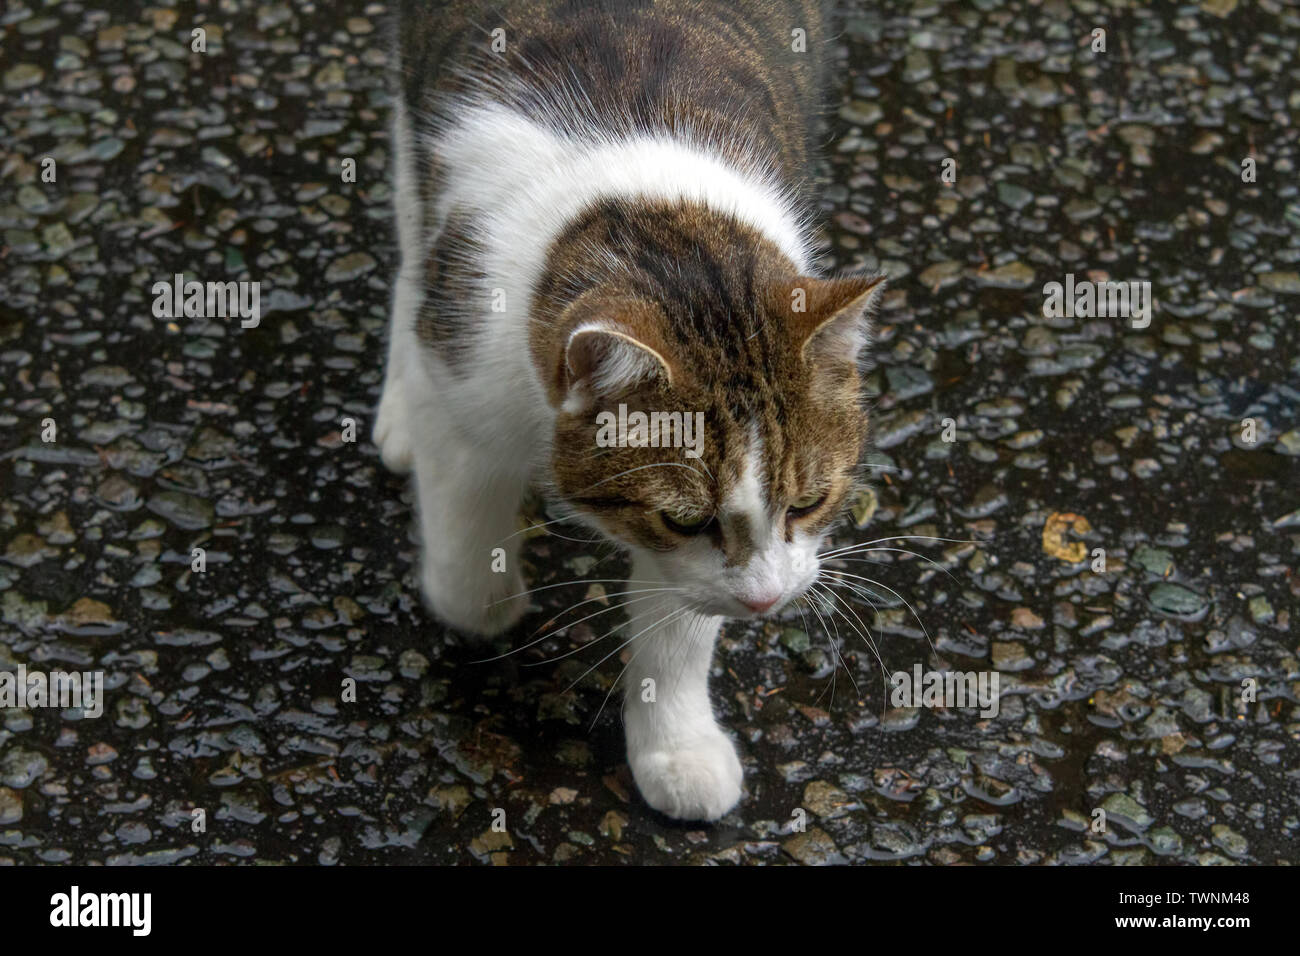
[377,0,885,821]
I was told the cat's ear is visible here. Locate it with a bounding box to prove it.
[557,294,673,413]
[779,274,887,365]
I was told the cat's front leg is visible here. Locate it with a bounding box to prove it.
[408,410,531,638]
[373,268,421,474]
[373,98,424,474]
[621,566,742,821]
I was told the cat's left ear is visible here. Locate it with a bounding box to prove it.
[779,274,887,365]
[553,291,675,413]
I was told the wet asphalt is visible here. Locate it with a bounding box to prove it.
[0,0,1297,865]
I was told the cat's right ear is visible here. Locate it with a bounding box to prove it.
[556,295,674,413]
[780,274,887,366]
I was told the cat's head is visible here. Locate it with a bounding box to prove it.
[537,201,885,619]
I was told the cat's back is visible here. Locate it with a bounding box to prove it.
[397,0,830,183]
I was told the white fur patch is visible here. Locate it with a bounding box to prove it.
[391,98,423,261]
[431,102,812,278]
[726,428,770,539]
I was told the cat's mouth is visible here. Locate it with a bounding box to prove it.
[693,585,809,620]
[691,568,822,620]
[733,594,788,619]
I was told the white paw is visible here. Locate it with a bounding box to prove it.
[373,379,414,474]
[420,556,527,638]
[630,730,744,822]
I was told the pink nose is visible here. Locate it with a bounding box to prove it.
[742,595,780,614]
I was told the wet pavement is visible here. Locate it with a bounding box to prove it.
[1,0,1297,865]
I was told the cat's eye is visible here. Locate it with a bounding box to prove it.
[660,510,715,536]
[787,492,827,519]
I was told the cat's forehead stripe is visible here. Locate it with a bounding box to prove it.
[720,425,770,565]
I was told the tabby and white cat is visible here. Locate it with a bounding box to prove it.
[376,0,884,821]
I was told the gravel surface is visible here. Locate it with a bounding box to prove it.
[1,0,1297,865]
